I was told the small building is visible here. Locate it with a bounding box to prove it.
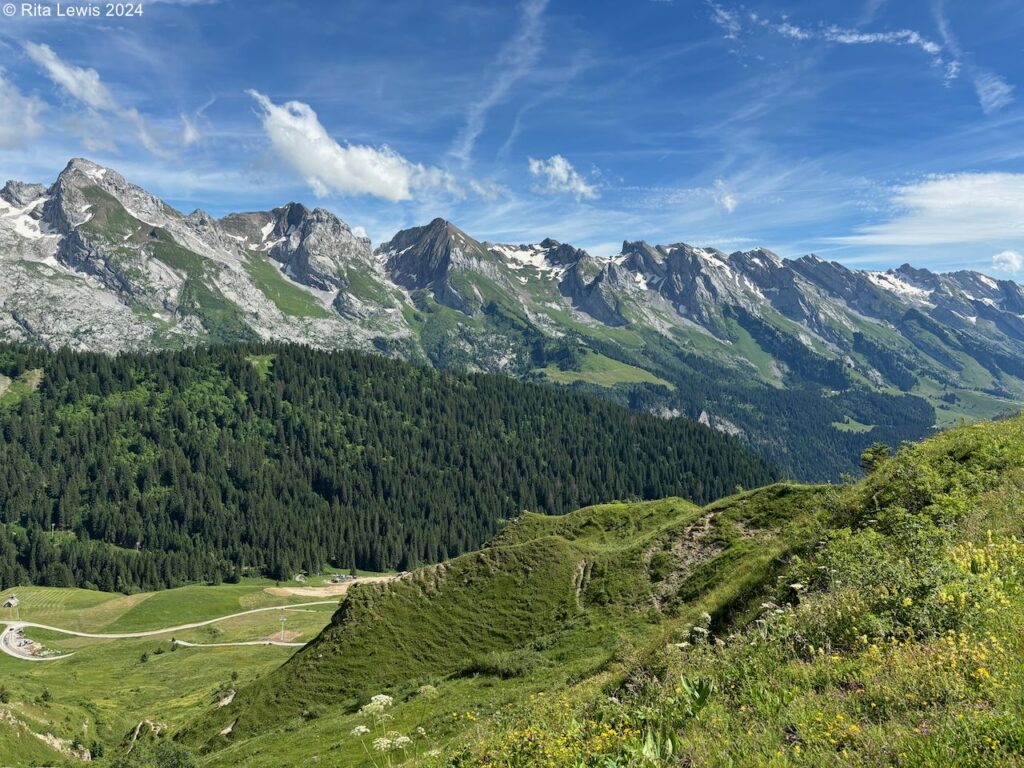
[3,595,18,608]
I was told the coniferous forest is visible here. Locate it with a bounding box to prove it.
[0,343,775,592]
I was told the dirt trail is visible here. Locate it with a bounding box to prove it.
[264,575,397,597]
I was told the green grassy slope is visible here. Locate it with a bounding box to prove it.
[0,719,67,765]
[242,252,331,319]
[186,486,828,764]
[445,415,1024,767]
[176,415,1024,768]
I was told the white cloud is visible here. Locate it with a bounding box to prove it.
[776,22,811,41]
[248,90,455,202]
[712,179,737,213]
[836,173,1024,246]
[708,2,741,39]
[717,6,946,67]
[23,43,115,111]
[974,72,1015,115]
[23,42,164,156]
[775,21,944,62]
[0,69,44,150]
[450,0,548,163]
[822,26,941,56]
[933,2,1013,113]
[993,250,1023,274]
[943,60,961,86]
[181,113,200,145]
[528,155,598,200]
[468,179,506,201]
[179,97,214,147]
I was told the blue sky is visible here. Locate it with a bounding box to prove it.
[1,0,1022,275]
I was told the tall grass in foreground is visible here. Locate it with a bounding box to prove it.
[427,419,1024,767]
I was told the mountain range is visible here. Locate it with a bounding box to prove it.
[3,158,1022,478]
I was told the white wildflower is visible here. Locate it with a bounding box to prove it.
[372,737,392,752]
[350,724,370,737]
[394,735,412,749]
[370,694,394,707]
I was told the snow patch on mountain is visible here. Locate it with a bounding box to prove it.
[866,271,934,303]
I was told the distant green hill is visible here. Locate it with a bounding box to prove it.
[182,415,1024,768]
[0,342,774,592]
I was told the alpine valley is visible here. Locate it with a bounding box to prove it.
[3,158,1023,478]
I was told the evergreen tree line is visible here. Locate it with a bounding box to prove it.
[0,343,776,592]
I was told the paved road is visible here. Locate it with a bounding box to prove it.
[0,600,339,662]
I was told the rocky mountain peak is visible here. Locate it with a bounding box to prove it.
[1,180,47,208]
[45,157,181,236]
[377,219,495,312]
[620,240,668,277]
[538,238,589,266]
[60,157,112,181]
[893,263,941,292]
[260,202,375,292]
[732,247,782,269]
[186,209,216,227]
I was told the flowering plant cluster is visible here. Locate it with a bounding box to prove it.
[350,693,429,767]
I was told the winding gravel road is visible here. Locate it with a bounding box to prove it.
[0,601,338,662]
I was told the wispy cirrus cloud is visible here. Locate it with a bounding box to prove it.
[450,0,549,164]
[835,173,1024,246]
[23,42,166,156]
[710,2,1016,116]
[712,179,737,213]
[708,2,741,40]
[179,96,215,147]
[711,5,945,64]
[973,72,1015,114]
[0,68,44,150]
[180,114,200,146]
[932,1,1014,114]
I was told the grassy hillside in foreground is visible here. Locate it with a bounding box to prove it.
[174,414,1024,768]
[185,486,832,764]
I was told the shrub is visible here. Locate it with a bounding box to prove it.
[459,649,542,679]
